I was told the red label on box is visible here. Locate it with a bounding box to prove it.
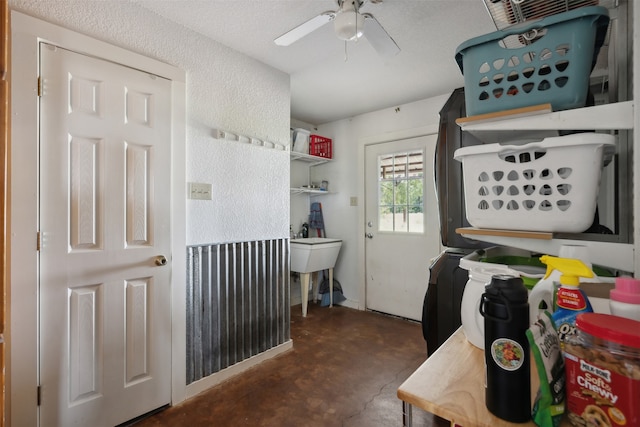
[564,349,640,426]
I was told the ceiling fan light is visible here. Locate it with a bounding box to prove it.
[334,10,364,41]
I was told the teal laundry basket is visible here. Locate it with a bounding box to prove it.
[455,6,609,116]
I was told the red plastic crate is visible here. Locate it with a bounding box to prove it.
[309,135,332,159]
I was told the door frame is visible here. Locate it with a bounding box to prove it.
[9,12,186,426]
[357,125,439,312]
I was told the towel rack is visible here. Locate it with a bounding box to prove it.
[212,128,288,151]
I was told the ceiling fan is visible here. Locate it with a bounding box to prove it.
[274,0,400,58]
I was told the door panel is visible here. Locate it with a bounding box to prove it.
[39,43,171,426]
[364,135,440,321]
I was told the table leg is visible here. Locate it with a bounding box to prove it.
[312,271,319,303]
[329,268,334,308]
[301,273,310,317]
[402,401,413,427]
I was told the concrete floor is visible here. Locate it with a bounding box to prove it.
[133,303,449,427]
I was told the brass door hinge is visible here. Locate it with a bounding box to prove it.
[37,76,42,97]
[37,231,41,251]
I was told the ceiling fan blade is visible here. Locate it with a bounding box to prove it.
[274,12,335,46]
[362,13,400,57]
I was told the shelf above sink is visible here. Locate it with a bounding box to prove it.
[290,187,332,196]
[290,151,332,165]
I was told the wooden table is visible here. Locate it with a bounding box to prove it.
[397,327,571,427]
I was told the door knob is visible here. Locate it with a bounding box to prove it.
[155,255,168,266]
[366,233,374,239]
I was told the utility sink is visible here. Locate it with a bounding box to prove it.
[290,238,342,317]
[290,237,342,273]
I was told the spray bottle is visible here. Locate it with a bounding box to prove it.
[528,245,601,323]
[539,255,594,345]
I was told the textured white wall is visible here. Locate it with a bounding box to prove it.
[10,0,291,244]
[188,129,289,243]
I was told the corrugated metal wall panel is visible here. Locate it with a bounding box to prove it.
[186,239,290,384]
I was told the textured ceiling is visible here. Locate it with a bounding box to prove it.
[133,0,497,124]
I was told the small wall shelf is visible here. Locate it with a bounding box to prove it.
[290,151,335,195]
[290,187,332,196]
[290,151,332,166]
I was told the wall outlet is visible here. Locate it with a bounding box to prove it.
[350,196,358,206]
[188,182,212,200]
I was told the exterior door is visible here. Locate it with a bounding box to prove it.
[364,135,441,321]
[39,43,172,426]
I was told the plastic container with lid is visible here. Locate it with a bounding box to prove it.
[610,277,640,321]
[459,246,546,349]
[563,313,640,427]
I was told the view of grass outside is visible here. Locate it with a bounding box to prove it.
[378,150,424,233]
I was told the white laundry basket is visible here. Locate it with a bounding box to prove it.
[453,133,615,233]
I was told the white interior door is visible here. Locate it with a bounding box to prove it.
[39,43,172,426]
[365,135,441,321]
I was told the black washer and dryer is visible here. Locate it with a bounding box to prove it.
[422,87,488,356]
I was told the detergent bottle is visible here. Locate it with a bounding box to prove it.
[539,255,594,345]
[609,276,640,321]
[528,245,600,323]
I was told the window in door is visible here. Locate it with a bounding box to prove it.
[378,150,424,233]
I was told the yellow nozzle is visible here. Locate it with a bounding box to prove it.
[539,255,594,286]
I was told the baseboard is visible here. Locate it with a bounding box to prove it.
[337,298,360,310]
[184,340,293,400]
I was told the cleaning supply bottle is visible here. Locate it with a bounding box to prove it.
[528,245,600,323]
[610,276,640,321]
[479,274,530,423]
[539,255,594,345]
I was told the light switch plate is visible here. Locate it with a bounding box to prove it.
[188,182,212,200]
[350,196,358,206]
